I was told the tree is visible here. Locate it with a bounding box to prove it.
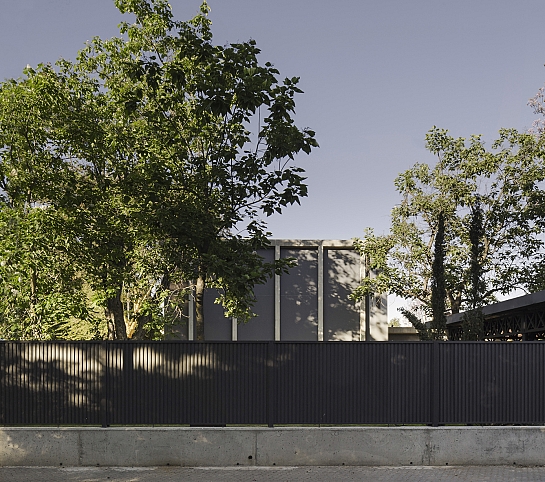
[77,0,317,339]
[528,83,545,136]
[0,70,100,339]
[0,207,100,340]
[397,211,446,341]
[352,127,545,327]
[388,317,401,327]
[0,0,317,340]
[430,211,447,338]
[460,199,485,340]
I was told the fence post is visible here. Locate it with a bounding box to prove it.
[267,341,276,427]
[100,341,109,428]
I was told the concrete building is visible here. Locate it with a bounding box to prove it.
[388,326,420,341]
[175,240,388,341]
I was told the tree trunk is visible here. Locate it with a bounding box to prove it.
[106,290,127,340]
[131,314,150,340]
[447,291,461,314]
[451,295,461,314]
[195,275,205,341]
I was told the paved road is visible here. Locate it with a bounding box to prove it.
[2,466,545,481]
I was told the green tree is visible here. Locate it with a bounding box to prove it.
[352,127,545,327]
[460,199,486,340]
[388,317,401,327]
[0,70,100,339]
[397,211,447,341]
[430,211,447,338]
[0,207,100,340]
[0,0,317,340]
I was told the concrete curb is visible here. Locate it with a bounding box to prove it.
[1,427,545,467]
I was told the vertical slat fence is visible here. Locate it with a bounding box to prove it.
[1,341,545,426]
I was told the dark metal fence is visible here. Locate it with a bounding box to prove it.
[2,341,545,426]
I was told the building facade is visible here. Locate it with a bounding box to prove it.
[175,240,388,341]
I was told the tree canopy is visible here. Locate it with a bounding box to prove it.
[0,0,317,340]
[352,127,545,326]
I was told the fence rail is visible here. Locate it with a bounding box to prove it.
[1,341,545,426]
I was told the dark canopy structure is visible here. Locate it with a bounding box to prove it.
[447,291,545,341]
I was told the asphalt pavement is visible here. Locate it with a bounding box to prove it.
[2,465,545,482]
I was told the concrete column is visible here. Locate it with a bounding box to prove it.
[275,245,281,341]
[188,289,194,341]
[359,254,366,341]
[232,317,238,341]
[317,242,324,341]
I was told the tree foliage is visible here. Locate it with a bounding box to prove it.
[0,0,317,340]
[528,83,545,136]
[0,68,100,339]
[460,200,486,340]
[430,211,447,339]
[352,127,545,327]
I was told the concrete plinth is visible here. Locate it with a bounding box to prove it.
[1,427,545,467]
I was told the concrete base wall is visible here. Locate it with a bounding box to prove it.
[2,427,545,467]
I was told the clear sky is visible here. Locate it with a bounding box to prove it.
[1,0,544,242]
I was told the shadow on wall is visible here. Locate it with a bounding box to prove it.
[4,342,545,428]
[177,243,386,342]
[1,341,335,426]
[0,341,446,427]
[280,248,372,341]
[238,248,275,341]
[280,248,318,341]
[278,247,368,341]
[324,248,362,341]
[1,342,271,426]
[1,343,103,425]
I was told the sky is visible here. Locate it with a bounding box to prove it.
[2,0,544,322]
[1,0,544,242]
